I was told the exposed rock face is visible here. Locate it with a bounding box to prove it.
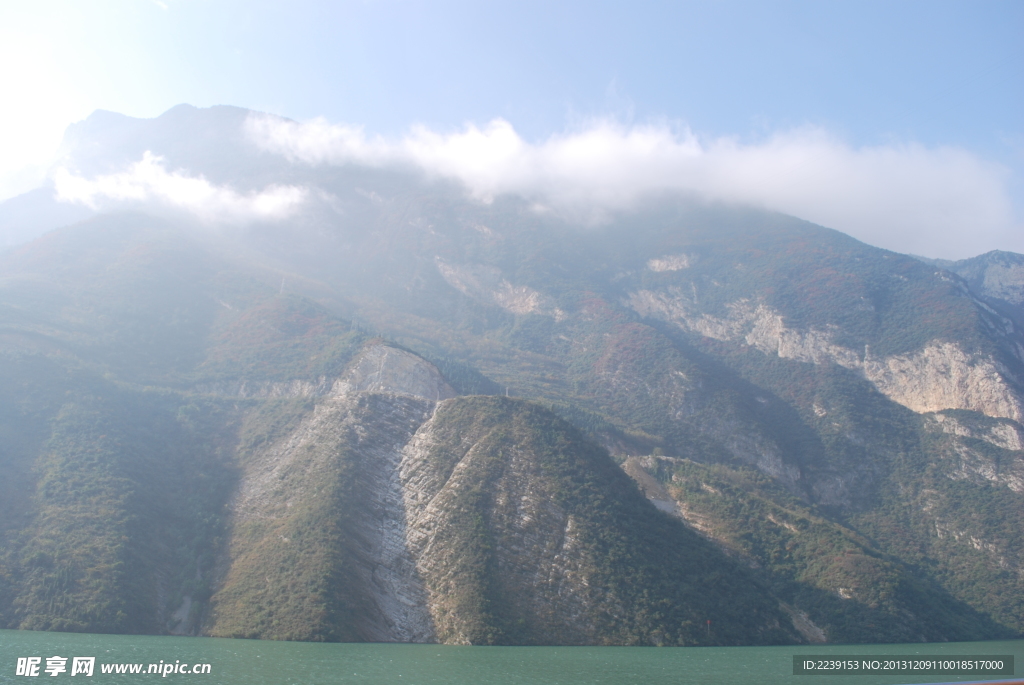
[865,344,1024,422]
[333,343,457,400]
[620,455,742,552]
[932,411,1024,451]
[647,253,693,272]
[627,290,861,366]
[979,264,1024,306]
[399,402,596,644]
[927,412,1024,494]
[781,604,828,643]
[945,251,1024,306]
[212,390,438,642]
[627,288,1024,422]
[207,344,454,642]
[392,397,798,646]
[214,368,811,645]
[621,457,681,516]
[211,389,799,645]
[435,257,566,320]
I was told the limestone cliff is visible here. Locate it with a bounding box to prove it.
[864,343,1023,422]
[399,400,598,645]
[627,288,1024,422]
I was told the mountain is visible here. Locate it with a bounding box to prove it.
[0,105,1021,645]
[0,185,94,248]
[918,250,1024,333]
[918,250,1024,306]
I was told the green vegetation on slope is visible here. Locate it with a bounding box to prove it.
[205,397,360,641]
[3,381,236,634]
[414,396,799,646]
[633,457,1011,643]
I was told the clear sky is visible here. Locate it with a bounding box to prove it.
[1,0,1021,258]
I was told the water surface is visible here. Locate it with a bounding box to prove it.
[2,631,1021,685]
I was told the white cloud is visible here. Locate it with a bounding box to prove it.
[247,115,1019,259]
[53,151,308,223]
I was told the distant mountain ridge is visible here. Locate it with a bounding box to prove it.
[0,105,1021,644]
[917,250,1024,309]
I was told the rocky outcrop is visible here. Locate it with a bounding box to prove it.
[208,344,455,642]
[927,411,1024,494]
[211,391,799,645]
[627,288,1024,422]
[947,442,1024,494]
[781,604,828,643]
[945,250,1024,306]
[211,390,438,642]
[435,257,566,320]
[621,457,681,516]
[978,263,1024,306]
[392,397,798,646]
[864,344,1024,422]
[332,343,457,400]
[931,411,1024,451]
[627,290,861,366]
[399,403,596,644]
[647,253,693,272]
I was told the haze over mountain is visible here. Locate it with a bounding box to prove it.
[0,105,1022,645]
[3,2,1020,261]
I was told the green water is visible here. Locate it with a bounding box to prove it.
[1,631,1020,685]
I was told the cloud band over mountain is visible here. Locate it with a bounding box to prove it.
[43,111,1018,259]
[53,151,308,224]
[247,114,1018,259]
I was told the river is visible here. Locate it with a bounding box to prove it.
[1,630,1021,684]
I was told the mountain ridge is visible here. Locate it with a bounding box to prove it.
[0,104,1022,644]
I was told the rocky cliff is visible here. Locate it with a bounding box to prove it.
[627,289,1024,422]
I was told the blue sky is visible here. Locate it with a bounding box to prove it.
[2,0,1021,258]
